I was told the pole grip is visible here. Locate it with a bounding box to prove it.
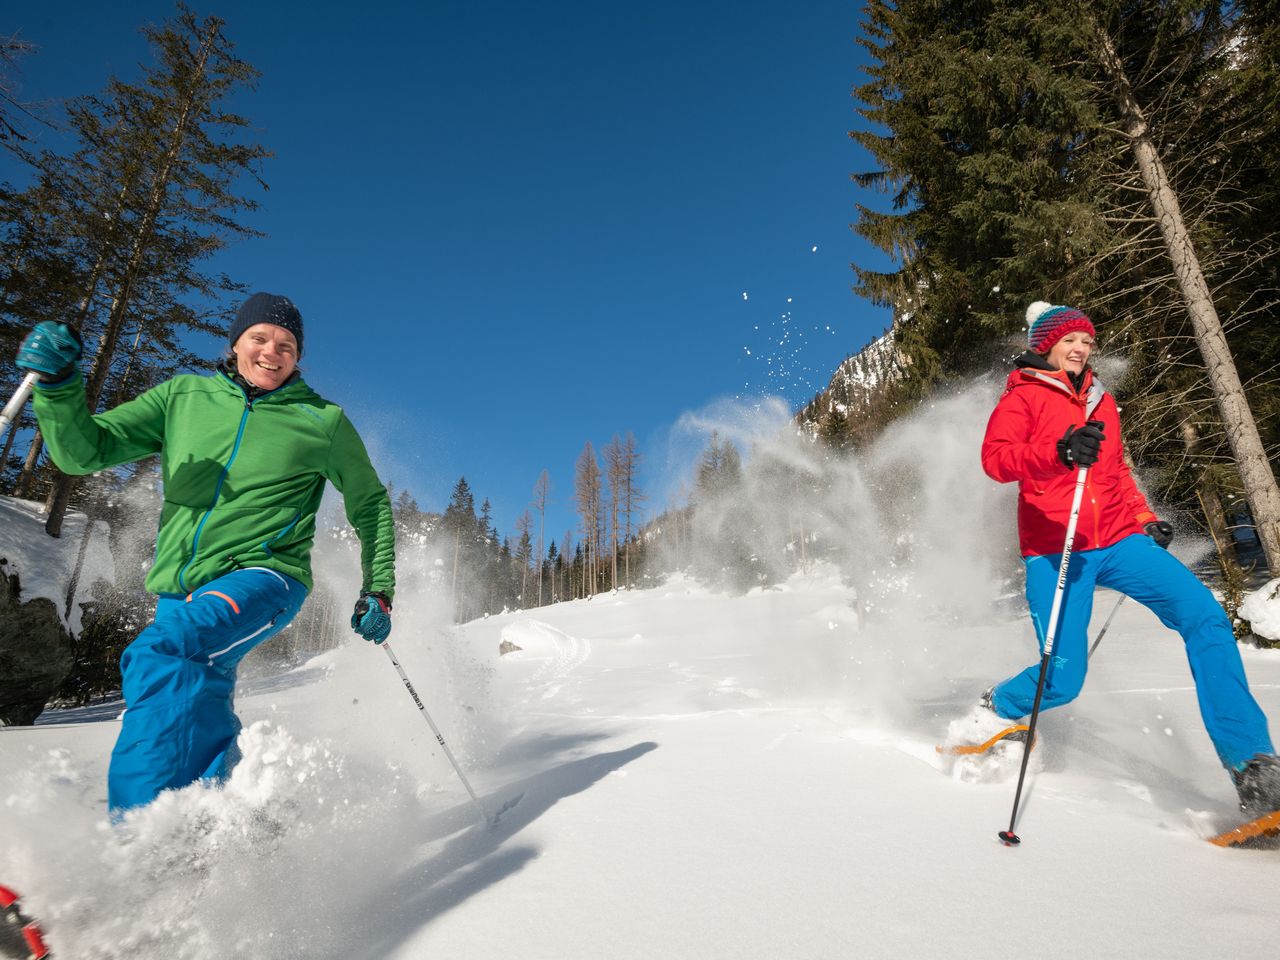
[0,372,40,442]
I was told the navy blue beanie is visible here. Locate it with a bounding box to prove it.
[229,292,304,356]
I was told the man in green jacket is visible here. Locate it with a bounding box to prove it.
[15,293,396,815]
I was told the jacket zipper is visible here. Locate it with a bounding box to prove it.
[178,396,254,592]
[260,513,302,556]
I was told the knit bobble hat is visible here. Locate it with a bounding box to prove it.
[1026,301,1095,353]
[229,292,304,356]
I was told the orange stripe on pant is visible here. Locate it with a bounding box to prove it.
[185,590,241,614]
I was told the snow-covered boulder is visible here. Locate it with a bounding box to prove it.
[0,559,73,725]
[0,495,116,723]
[1240,578,1280,645]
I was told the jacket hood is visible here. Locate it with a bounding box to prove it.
[1014,350,1056,372]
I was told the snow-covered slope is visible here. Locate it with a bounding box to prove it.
[2,563,1278,959]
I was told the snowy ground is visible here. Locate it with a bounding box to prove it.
[2,563,1278,959]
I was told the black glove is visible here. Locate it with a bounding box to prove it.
[1057,421,1105,468]
[1145,520,1174,549]
[351,591,392,643]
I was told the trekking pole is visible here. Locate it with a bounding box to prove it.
[380,640,495,826]
[1087,595,1126,660]
[0,372,40,445]
[1087,536,1168,661]
[998,464,1090,847]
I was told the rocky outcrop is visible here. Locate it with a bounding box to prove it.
[0,559,74,725]
[796,326,909,434]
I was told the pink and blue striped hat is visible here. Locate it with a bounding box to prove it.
[1026,301,1095,353]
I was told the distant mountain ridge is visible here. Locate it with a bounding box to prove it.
[796,320,908,441]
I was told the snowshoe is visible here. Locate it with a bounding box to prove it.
[0,885,50,959]
[1208,810,1280,850]
[1208,755,1280,849]
[937,724,1034,757]
[937,691,1036,783]
[937,690,1033,756]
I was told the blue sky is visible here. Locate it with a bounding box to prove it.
[4,0,893,550]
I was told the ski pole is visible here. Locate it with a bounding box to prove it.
[1087,595,1126,660]
[380,640,494,826]
[0,372,40,445]
[999,464,1089,847]
[1087,535,1168,661]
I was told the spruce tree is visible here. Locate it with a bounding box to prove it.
[1,8,269,534]
[852,0,1280,563]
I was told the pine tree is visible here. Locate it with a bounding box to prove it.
[545,540,559,602]
[604,435,624,590]
[2,8,269,534]
[853,0,1105,387]
[575,442,603,596]
[695,431,742,501]
[442,477,479,620]
[1087,5,1280,569]
[852,0,1280,566]
[619,432,644,588]
[514,510,533,603]
[532,469,550,606]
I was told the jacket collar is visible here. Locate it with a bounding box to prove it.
[217,357,302,402]
[1010,351,1105,417]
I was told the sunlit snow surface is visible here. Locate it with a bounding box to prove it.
[3,565,1279,959]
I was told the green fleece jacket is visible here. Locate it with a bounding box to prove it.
[33,370,395,600]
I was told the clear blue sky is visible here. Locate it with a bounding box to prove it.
[3,0,893,549]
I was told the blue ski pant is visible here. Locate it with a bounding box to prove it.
[990,533,1272,770]
[108,567,307,815]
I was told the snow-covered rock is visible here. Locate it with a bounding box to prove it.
[1240,577,1280,643]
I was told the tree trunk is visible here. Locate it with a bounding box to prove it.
[1179,416,1236,562]
[13,428,42,498]
[38,159,133,535]
[1093,20,1280,572]
[64,511,96,618]
[43,473,77,538]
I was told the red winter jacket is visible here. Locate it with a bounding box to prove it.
[981,355,1155,557]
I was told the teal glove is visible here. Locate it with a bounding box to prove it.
[351,592,392,644]
[16,321,82,381]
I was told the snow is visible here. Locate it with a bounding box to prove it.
[0,496,115,635]
[4,384,1280,958]
[1241,578,1280,642]
[2,561,1279,958]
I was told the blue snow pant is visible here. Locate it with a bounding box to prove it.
[990,533,1273,770]
[108,567,307,815]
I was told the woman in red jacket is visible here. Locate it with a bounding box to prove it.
[970,300,1278,816]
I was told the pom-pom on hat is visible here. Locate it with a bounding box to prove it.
[229,292,304,356]
[1026,301,1095,353]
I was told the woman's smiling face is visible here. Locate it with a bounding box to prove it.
[1046,330,1094,375]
